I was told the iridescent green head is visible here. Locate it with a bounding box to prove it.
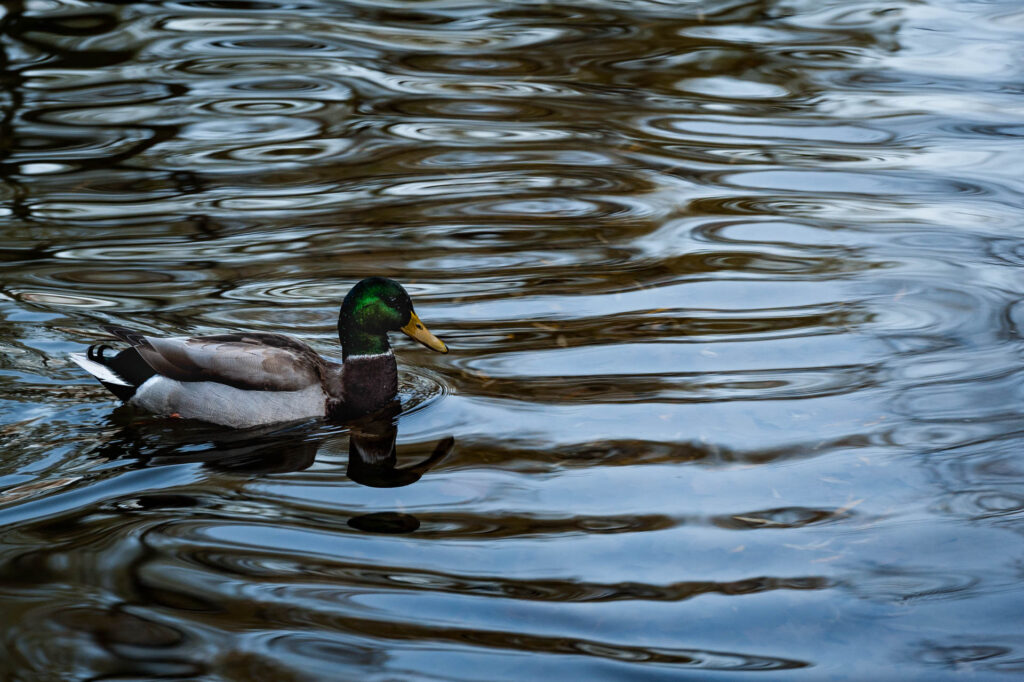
[338,277,447,358]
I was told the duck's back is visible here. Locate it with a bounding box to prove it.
[136,332,326,391]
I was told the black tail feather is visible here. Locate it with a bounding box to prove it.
[97,379,136,403]
[86,343,157,401]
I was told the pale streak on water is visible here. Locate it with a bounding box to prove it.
[2,0,1024,679]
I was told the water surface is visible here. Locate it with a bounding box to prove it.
[2,0,1024,679]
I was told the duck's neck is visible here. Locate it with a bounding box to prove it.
[334,352,398,418]
[327,328,399,419]
[341,328,391,360]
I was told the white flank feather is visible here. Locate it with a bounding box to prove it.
[132,377,327,428]
[69,352,131,386]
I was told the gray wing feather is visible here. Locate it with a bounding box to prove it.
[133,334,323,391]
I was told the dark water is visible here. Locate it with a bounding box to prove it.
[2,0,1024,678]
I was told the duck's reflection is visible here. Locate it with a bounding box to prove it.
[101,405,453,490]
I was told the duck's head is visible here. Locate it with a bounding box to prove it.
[338,277,448,358]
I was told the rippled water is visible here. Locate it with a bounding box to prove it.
[2,0,1024,678]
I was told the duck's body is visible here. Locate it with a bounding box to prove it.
[135,377,332,428]
[70,278,446,428]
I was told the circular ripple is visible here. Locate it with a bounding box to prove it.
[46,267,180,286]
[388,97,556,120]
[424,195,654,221]
[377,75,581,97]
[225,139,354,163]
[386,121,583,143]
[14,289,116,308]
[175,56,337,76]
[179,115,319,142]
[202,98,329,115]
[398,367,449,417]
[398,53,547,76]
[194,306,336,333]
[846,566,979,603]
[944,490,1024,519]
[713,506,847,530]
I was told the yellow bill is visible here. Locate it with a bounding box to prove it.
[401,310,448,353]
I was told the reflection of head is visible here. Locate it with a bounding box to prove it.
[347,414,453,488]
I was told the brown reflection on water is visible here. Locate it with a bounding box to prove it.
[3,0,1024,678]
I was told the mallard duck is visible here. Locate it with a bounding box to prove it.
[70,277,448,428]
